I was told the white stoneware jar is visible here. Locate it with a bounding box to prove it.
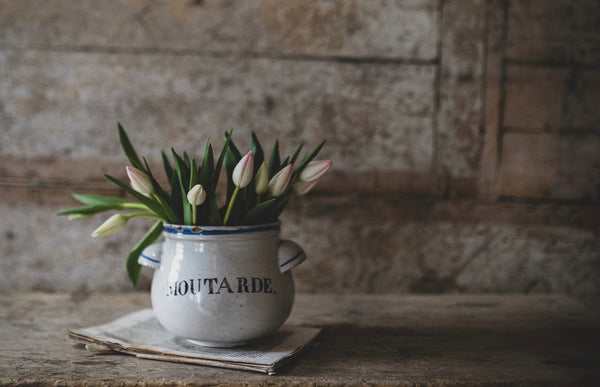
[138,222,305,347]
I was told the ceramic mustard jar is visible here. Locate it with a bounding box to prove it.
[138,222,305,347]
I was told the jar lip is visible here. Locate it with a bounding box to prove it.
[162,221,280,237]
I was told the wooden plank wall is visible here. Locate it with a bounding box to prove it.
[1,0,598,302]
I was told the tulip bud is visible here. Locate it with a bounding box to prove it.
[268,164,292,197]
[292,179,318,195]
[232,151,254,188]
[187,184,206,205]
[126,166,154,197]
[255,162,269,195]
[299,160,332,182]
[91,214,128,237]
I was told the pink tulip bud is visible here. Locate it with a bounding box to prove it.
[299,160,332,182]
[292,179,318,195]
[126,166,153,197]
[268,164,292,197]
[232,151,254,188]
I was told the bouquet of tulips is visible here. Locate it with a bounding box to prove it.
[58,124,331,286]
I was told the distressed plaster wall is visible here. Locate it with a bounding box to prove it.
[1,0,599,304]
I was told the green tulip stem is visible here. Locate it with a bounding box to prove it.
[191,204,197,225]
[151,193,177,224]
[127,212,165,221]
[223,185,240,226]
[121,202,152,211]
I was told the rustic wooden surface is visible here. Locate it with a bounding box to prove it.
[1,292,599,386]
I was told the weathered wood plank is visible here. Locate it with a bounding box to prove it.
[0,0,439,60]
[504,65,600,132]
[507,0,600,64]
[0,49,436,173]
[478,0,505,199]
[2,196,599,304]
[499,132,600,200]
[504,65,566,130]
[0,292,598,385]
[436,0,487,179]
[0,156,438,201]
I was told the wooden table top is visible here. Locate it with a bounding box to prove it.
[1,292,599,386]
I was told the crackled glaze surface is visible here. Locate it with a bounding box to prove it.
[140,224,298,346]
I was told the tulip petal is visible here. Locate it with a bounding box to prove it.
[91,214,128,237]
[268,164,293,197]
[232,151,254,188]
[126,166,154,196]
[299,160,332,182]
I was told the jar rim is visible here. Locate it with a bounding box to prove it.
[162,222,280,237]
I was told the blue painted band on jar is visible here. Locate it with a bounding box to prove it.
[163,223,280,236]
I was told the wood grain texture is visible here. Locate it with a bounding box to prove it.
[499,132,600,200]
[0,49,435,173]
[0,0,439,60]
[507,0,600,64]
[436,0,487,178]
[504,65,574,132]
[0,292,598,385]
[2,197,599,305]
[2,0,600,305]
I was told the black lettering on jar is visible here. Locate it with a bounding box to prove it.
[216,278,233,294]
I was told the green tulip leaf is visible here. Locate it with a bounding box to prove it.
[72,194,129,206]
[161,150,174,183]
[104,174,168,222]
[118,123,145,172]
[268,140,281,178]
[126,220,163,287]
[243,198,277,225]
[293,140,325,179]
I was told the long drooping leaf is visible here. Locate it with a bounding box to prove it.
[58,194,146,216]
[72,194,130,206]
[126,220,163,287]
[104,174,169,221]
[117,123,145,171]
[56,204,122,216]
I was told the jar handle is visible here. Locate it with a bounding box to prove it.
[138,243,162,269]
[278,240,306,273]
